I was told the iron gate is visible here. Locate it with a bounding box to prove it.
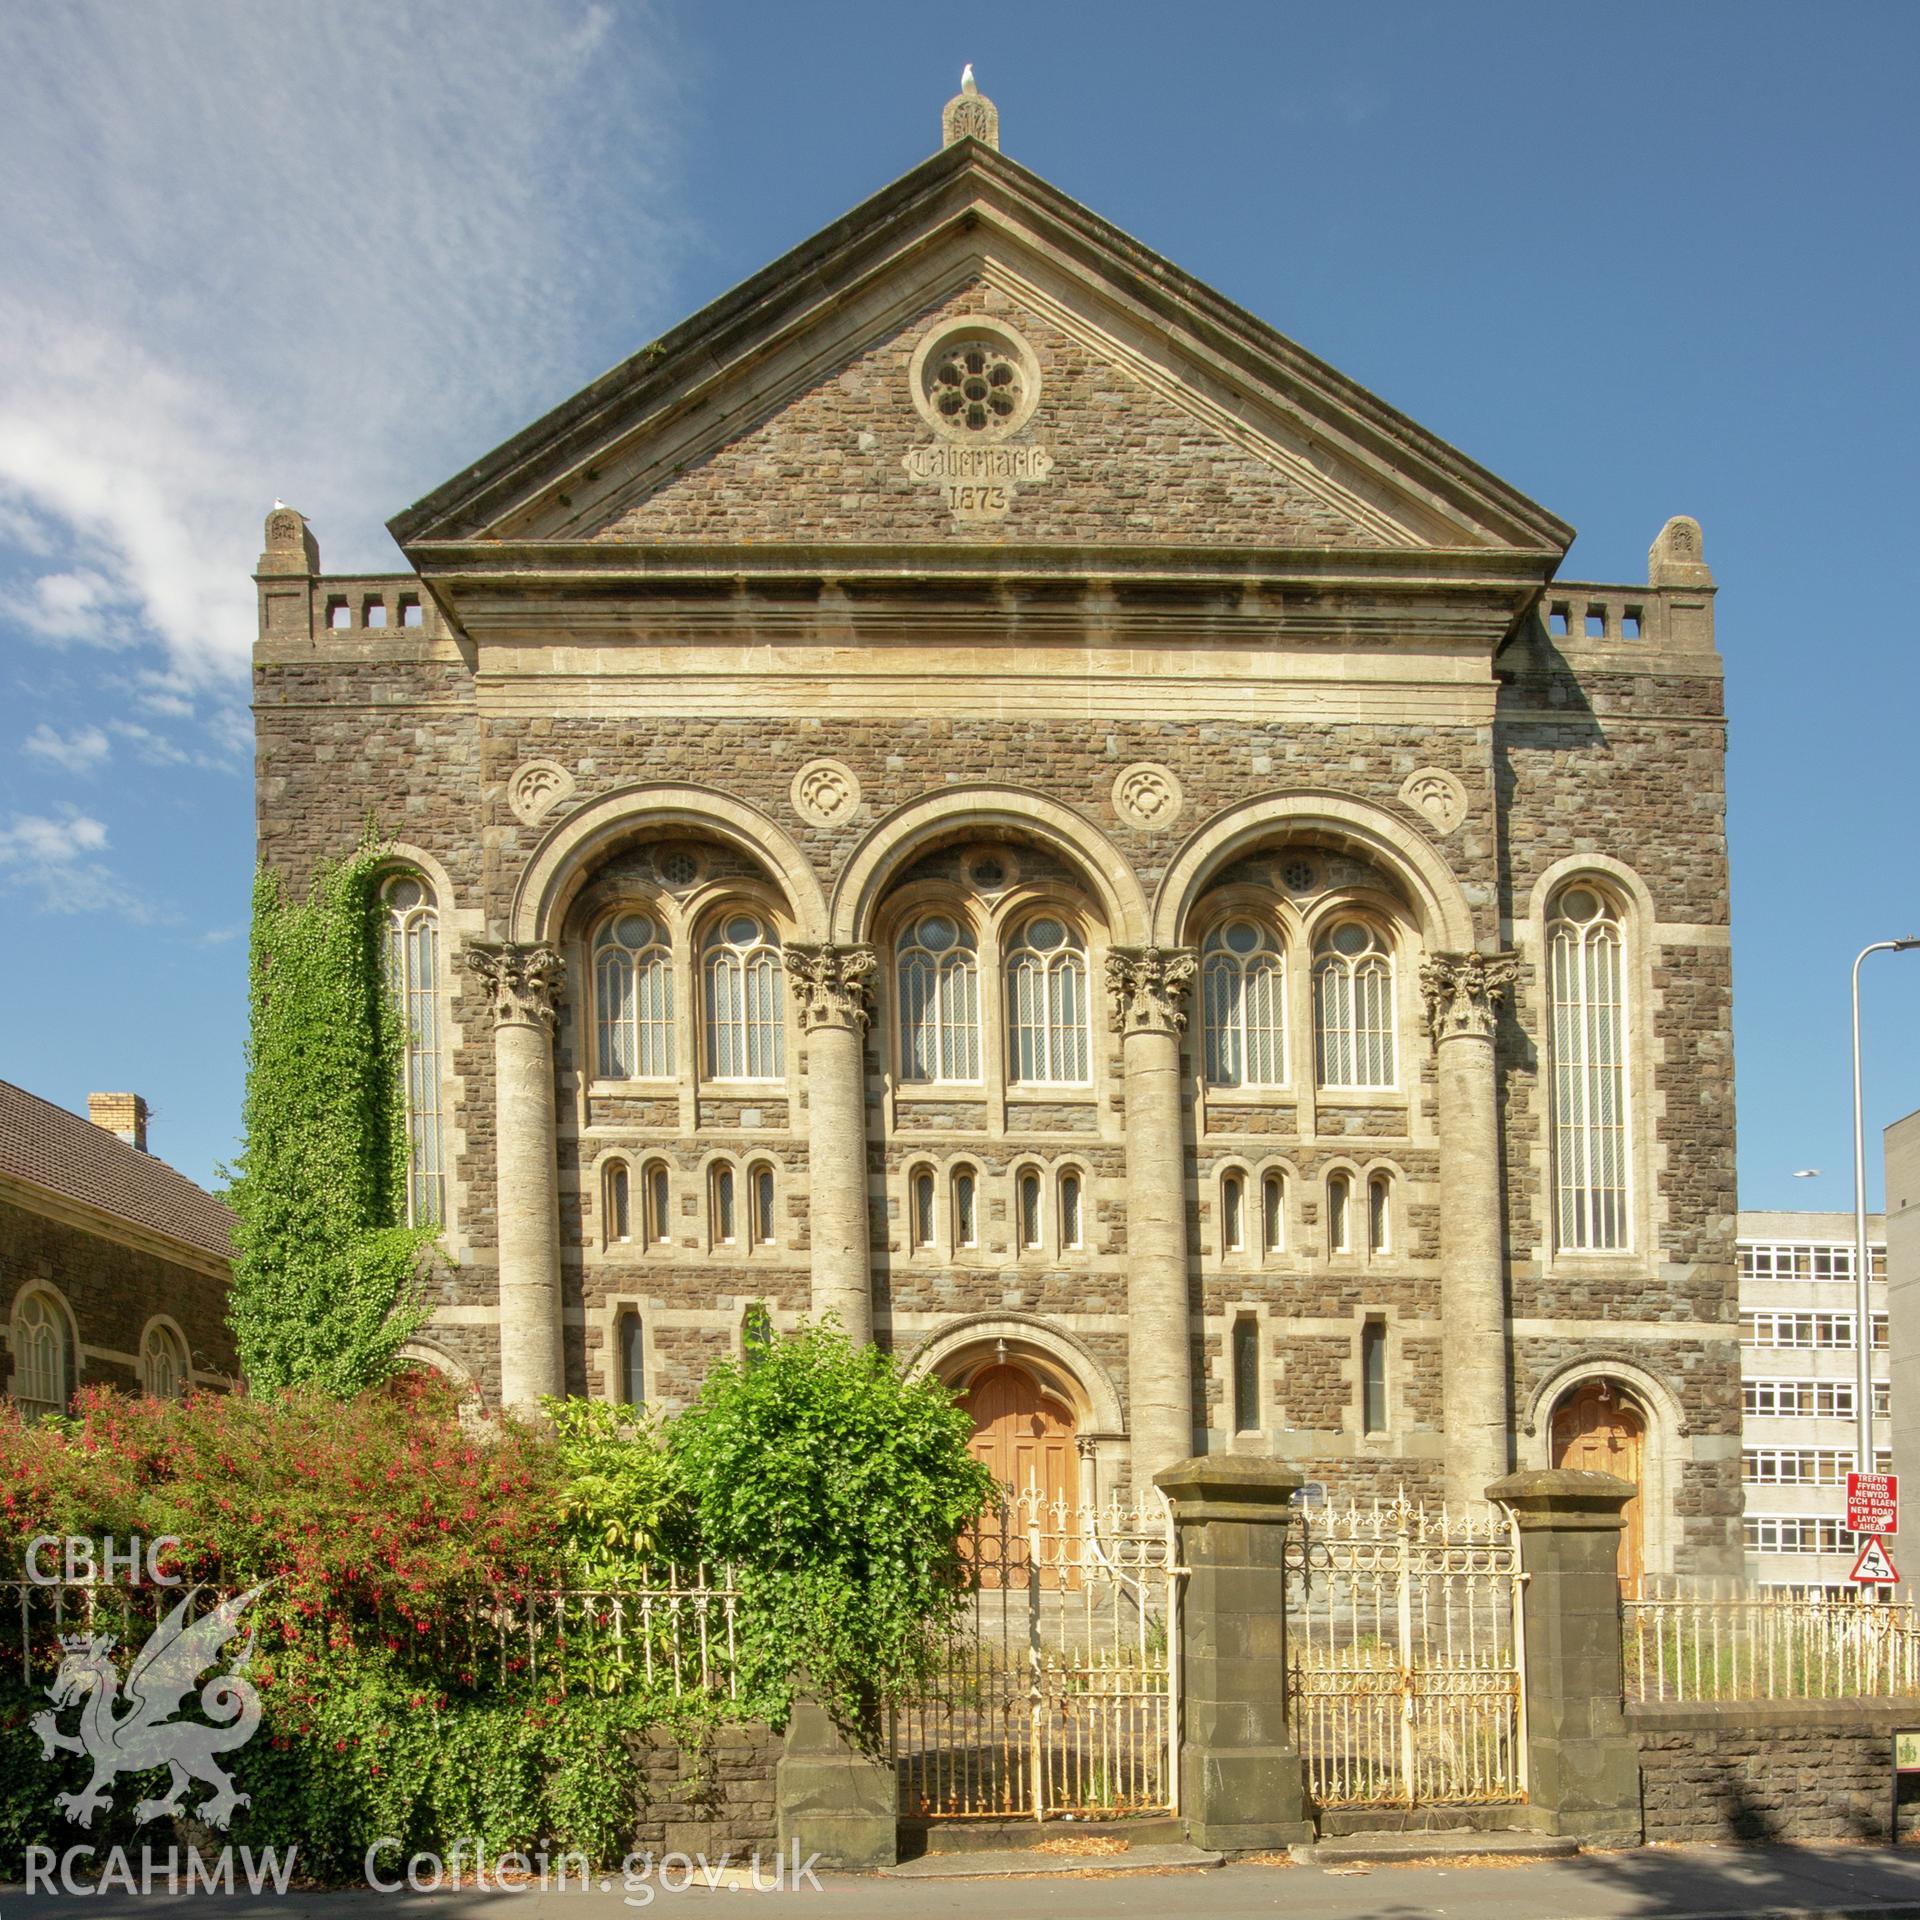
[1288,1493,1527,1806]
[890,1487,1181,1820]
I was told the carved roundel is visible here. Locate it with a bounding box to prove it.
[908,317,1041,440]
[1111,762,1185,831]
[507,757,577,826]
[1400,767,1469,837]
[791,757,862,828]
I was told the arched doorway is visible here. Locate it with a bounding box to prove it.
[959,1362,1080,1589]
[1550,1379,1646,1595]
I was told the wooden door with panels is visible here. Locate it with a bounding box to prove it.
[960,1363,1079,1589]
[1550,1379,1647,1596]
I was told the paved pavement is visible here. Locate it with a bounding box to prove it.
[13,1843,1920,1918]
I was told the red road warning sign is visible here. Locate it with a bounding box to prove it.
[1852,1534,1901,1586]
[1849,1471,1900,1536]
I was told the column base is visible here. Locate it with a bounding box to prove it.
[776,1697,897,1870]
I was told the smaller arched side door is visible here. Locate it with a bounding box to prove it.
[1550,1380,1646,1596]
[959,1363,1079,1589]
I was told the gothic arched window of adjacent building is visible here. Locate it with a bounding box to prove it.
[1059,1170,1083,1252]
[12,1289,69,1419]
[604,1160,632,1245]
[381,873,444,1227]
[897,912,981,1082]
[140,1322,187,1402]
[911,1167,937,1249]
[952,1166,979,1250]
[595,910,675,1080]
[643,1160,672,1247]
[704,913,785,1080]
[1313,917,1396,1090]
[1201,918,1286,1087]
[1549,883,1631,1251]
[1005,915,1089,1085]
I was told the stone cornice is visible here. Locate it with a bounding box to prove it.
[0,1171,231,1285]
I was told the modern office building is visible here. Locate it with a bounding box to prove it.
[1737,1209,1888,1590]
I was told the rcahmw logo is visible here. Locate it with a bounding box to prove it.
[25,1536,290,1890]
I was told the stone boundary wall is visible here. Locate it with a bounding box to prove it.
[629,1720,779,1861]
[1632,1701,1920,1846]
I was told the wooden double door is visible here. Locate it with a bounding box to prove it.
[960,1363,1079,1589]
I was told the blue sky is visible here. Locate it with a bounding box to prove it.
[1,2,1915,1216]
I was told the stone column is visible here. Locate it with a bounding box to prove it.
[1421,950,1520,1508]
[1108,947,1198,1482]
[465,942,567,1414]
[1486,1469,1641,1842]
[788,943,879,1342]
[1154,1455,1312,1852]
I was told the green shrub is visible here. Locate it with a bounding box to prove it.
[671,1324,993,1733]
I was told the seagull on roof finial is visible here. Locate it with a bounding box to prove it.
[961,64,976,93]
[943,65,997,149]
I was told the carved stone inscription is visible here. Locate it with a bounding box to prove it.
[902,443,1055,522]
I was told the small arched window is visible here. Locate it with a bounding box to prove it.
[1018,1170,1043,1250]
[381,874,443,1227]
[141,1323,187,1402]
[643,1161,672,1247]
[704,913,785,1080]
[1368,1174,1392,1257]
[953,1168,979,1250]
[1313,919,1396,1090]
[595,910,675,1080]
[1261,1172,1286,1255]
[1006,915,1090,1085]
[1059,1171,1083,1251]
[750,1163,776,1247]
[1549,885,1631,1252]
[1221,1171,1247,1253]
[617,1310,645,1408]
[1327,1172,1353,1255]
[1202,918,1286,1087]
[911,1168,936,1249]
[897,913,981,1082]
[12,1290,69,1418]
[604,1161,633,1244]
[711,1163,737,1245]
[1232,1317,1261,1434]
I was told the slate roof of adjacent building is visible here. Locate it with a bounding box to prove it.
[0,1080,234,1263]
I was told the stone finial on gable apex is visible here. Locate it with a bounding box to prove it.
[258,501,318,577]
[942,65,999,151]
[1648,515,1713,589]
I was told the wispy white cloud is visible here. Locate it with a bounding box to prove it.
[0,1,687,694]
[0,806,168,922]
[23,723,112,775]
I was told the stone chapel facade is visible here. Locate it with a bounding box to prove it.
[252,83,1740,1573]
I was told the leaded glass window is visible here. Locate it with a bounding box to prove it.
[897,913,981,1082]
[1313,919,1395,1090]
[595,910,675,1080]
[381,874,444,1226]
[1006,916,1089,1085]
[1549,885,1631,1251]
[1202,919,1286,1087]
[704,913,784,1079]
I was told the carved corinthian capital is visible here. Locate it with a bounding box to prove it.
[1420,949,1520,1047]
[1105,946,1199,1037]
[785,942,879,1033]
[465,942,566,1034]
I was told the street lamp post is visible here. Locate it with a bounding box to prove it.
[1851,937,1920,1477]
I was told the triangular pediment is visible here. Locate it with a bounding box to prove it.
[390,143,1571,567]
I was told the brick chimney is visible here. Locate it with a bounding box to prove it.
[88,1092,149,1152]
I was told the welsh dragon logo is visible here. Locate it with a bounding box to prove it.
[31,1583,268,1829]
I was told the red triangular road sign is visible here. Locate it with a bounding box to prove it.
[1851,1534,1900,1585]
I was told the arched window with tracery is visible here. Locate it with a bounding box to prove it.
[595,910,674,1080]
[12,1290,69,1418]
[1006,915,1089,1085]
[141,1323,187,1401]
[897,912,981,1082]
[1313,918,1396,1090]
[381,873,443,1226]
[1202,918,1286,1087]
[704,912,784,1080]
[1549,884,1631,1251]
